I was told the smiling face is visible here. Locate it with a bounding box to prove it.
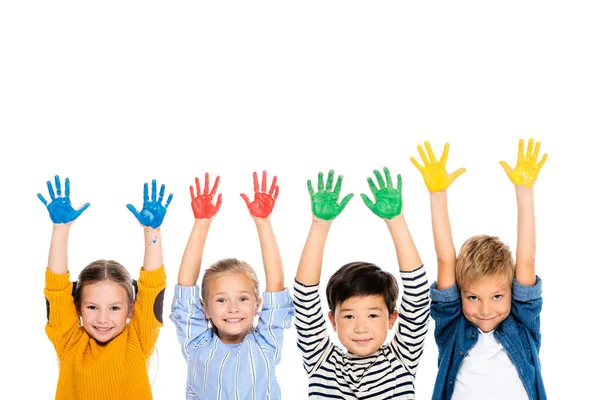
[328,294,398,357]
[461,274,512,333]
[79,280,133,343]
[203,272,261,344]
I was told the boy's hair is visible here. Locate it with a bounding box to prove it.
[455,235,515,287]
[73,259,135,312]
[201,258,260,301]
[326,262,399,315]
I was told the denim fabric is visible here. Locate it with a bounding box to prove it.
[430,277,546,400]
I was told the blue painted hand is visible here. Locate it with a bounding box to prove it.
[37,175,90,224]
[126,179,173,228]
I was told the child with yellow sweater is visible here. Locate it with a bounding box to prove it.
[40,176,171,400]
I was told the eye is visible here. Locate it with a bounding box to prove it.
[493,294,504,301]
[86,305,97,310]
[240,296,249,302]
[368,314,379,318]
[110,306,121,311]
[467,296,478,301]
[342,315,354,319]
[216,298,226,303]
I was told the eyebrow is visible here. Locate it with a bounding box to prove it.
[213,291,252,296]
[339,307,384,312]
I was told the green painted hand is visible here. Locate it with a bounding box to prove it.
[361,167,403,219]
[307,170,354,221]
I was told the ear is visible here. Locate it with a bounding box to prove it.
[201,300,211,319]
[388,310,399,330]
[255,298,262,315]
[128,302,135,318]
[327,311,337,332]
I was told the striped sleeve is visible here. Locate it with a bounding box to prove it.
[389,266,430,376]
[255,288,295,365]
[169,285,212,363]
[293,280,332,377]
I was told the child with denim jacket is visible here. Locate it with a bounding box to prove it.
[411,139,547,400]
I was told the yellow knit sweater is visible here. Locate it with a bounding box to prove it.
[44,265,166,400]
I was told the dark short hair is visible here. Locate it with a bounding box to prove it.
[326,262,399,315]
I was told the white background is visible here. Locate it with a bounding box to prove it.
[1,1,598,399]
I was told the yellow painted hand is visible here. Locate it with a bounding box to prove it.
[500,138,547,188]
[410,141,466,192]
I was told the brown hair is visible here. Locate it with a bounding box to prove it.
[455,235,515,287]
[73,259,135,312]
[326,262,399,315]
[201,258,260,302]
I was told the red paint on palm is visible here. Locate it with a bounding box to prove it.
[240,171,279,218]
[190,172,222,219]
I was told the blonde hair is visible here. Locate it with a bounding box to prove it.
[455,235,515,287]
[201,258,260,301]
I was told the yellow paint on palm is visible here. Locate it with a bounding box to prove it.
[500,138,547,188]
[410,141,466,192]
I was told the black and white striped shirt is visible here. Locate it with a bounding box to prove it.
[293,266,429,399]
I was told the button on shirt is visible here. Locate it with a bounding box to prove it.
[452,329,528,400]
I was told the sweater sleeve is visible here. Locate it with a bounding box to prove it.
[254,288,295,365]
[44,268,82,356]
[389,266,430,376]
[130,265,167,357]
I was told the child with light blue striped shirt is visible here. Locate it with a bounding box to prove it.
[170,172,294,400]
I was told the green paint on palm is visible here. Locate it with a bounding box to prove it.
[307,170,354,221]
[361,167,403,219]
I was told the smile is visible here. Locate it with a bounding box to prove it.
[224,318,244,323]
[352,339,372,345]
[94,326,113,332]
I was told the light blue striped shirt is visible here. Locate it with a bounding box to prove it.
[170,285,294,400]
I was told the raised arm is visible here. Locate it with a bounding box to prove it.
[411,142,465,289]
[38,175,91,274]
[241,171,284,291]
[360,166,422,271]
[126,179,173,272]
[500,138,547,286]
[178,173,221,286]
[295,170,354,285]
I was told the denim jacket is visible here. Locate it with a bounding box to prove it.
[430,277,546,400]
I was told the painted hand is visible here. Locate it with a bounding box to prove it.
[37,175,90,224]
[241,171,279,219]
[361,167,403,219]
[190,172,222,219]
[126,179,173,228]
[410,141,466,192]
[500,138,547,188]
[307,170,354,221]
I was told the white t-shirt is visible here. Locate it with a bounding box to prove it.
[451,329,528,400]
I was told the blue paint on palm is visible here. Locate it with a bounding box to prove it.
[37,175,90,224]
[126,179,173,228]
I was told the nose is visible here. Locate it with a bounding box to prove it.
[227,302,239,313]
[480,301,491,316]
[97,310,109,323]
[353,318,369,334]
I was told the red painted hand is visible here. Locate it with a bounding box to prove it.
[190,173,222,219]
[240,171,279,218]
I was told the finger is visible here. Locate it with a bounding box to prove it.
[533,141,541,162]
[143,182,149,203]
[73,203,91,218]
[518,139,524,161]
[273,185,279,200]
[151,180,157,202]
[65,178,71,197]
[326,170,334,191]
[158,184,165,204]
[373,169,385,190]
[439,143,450,166]
[367,177,378,195]
[195,177,201,197]
[318,172,324,192]
[203,172,209,195]
[214,193,223,213]
[384,167,393,189]
[448,168,466,184]
[526,138,534,160]
[46,180,56,200]
[333,175,343,197]
[261,170,267,193]
[240,193,251,207]
[268,175,278,196]
[537,153,548,169]
[210,175,220,195]
[499,161,512,177]
[339,193,354,211]
[410,156,424,171]
[360,193,375,211]
[417,144,429,165]
[55,175,62,197]
[189,185,195,201]
[307,179,315,197]
[37,193,48,206]
[397,174,403,194]
[165,193,173,208]
[253,171,259,193]
[425,141,438,163]
[126,204,141,220]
